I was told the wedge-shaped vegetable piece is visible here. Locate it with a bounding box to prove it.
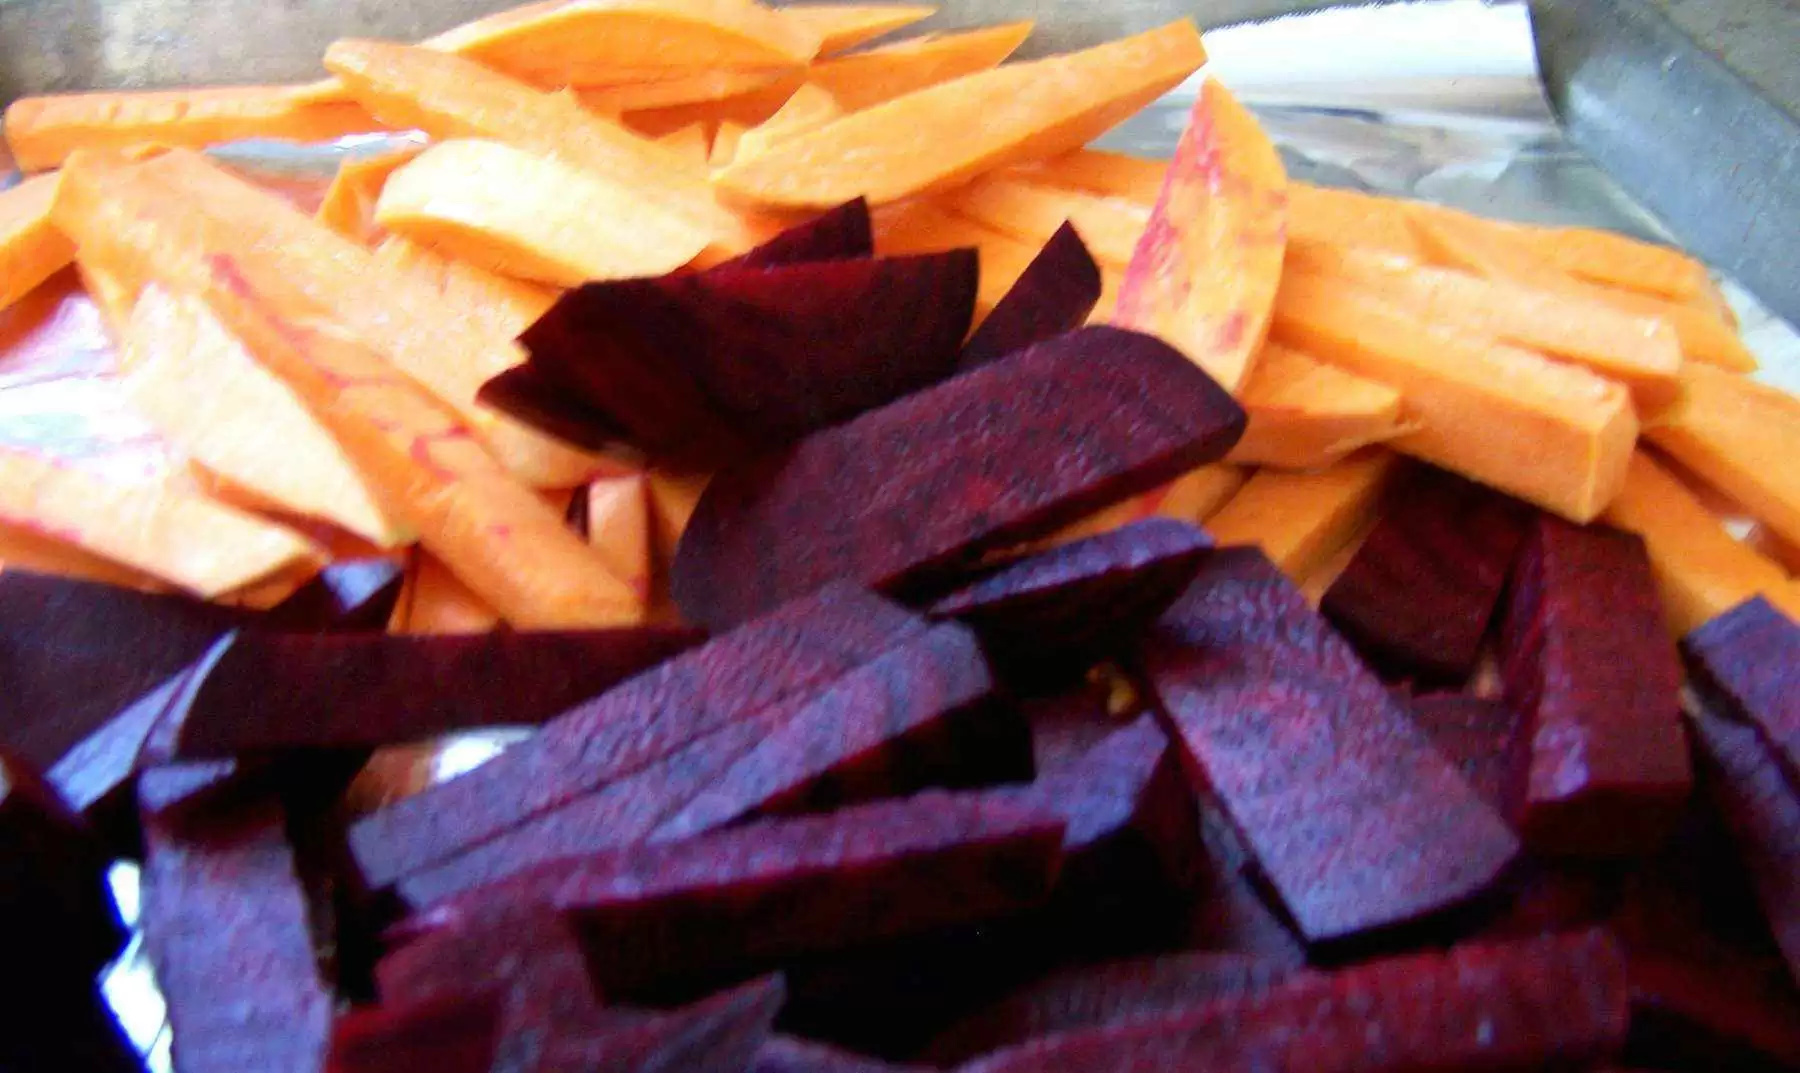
[120,284,406,547]
[405,792,1066,998]
[808,22,1034,113]
[1602,451,1800,635]
[580,472,653,602]
[1408,695,1530,823]
[929,519,1211,680]
[0,173,74,312]
[1183,796,1310,969]
[0,448,322,598]
[735,82,844,160]
[714,20,1207,209]
[1683,597,1800,790]
[1525,225,1710,300]
[711,120,748,165]
[142,798,332,1073]
[348,584,927,889]
[376,138,710,286]
[576,68,791,114]
[1116,80,1287,394]
[1287,239,1683,407]
[622,70,808,135]
[927,951,1296,1066]
[1684,706,1800,982]
[3,84,382,172]
[784,3,937,54]
[723,196,873,267]
[872,198,1036,314]
[265,556,407,632]
[1140,548,1520,941]
[1648,362,1800,550]
[960,930,1627,1073]
[0,517,165,590]
[653,120,713,167]
[1229,342,1408,469]
[1013,149,1165,204]
[960,222,1101,368]
[497,248,975,462]
[390,553,503,635]
[1321,466,1531,682]
[948,175,1150,267]
[754,1036,925,1073]
[1273,270,1638,522]
[674,325,1246,628]
[316,144,424,244]
[56,147,599,489]
[1498,516,1692,856]
[369,235,560,349]
[1205,449,1398,581]
[420,0,822,87]
[1286,183,1426,256]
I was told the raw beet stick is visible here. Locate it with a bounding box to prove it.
[1498,516,1692,857]
[960,929,1629,1073]
[675,325,1247,629]
[959,222,1103,369]
[1407,693,1531,823]
[1321,466,1530,682]
[752,1036,928,1073]
[348,583,926,890]
[1682,595,1800,792]
[405,792,1067,999]
[723,198,875,268]
[1141,550,1520,944]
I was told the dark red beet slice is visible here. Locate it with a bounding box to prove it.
[1498,516,1692,856]
[477,364,627,453]
[1320,467,1530,683]
[348,583,926,890]
[1407,693,1531,823]
[926,951,1297,1065]
[959,222,1102,368]
[1024,690,1121,774]
[507,249,976,464]
[751,1037,927,1073]
[328,991,503,1073]
[675,325,1247,629]
[402,792,1065,1000]
[723,198,874,268]
[160,625,701,757]
[928,518,1211,682]
[1683,595,1800,792]
[265,556,406,632]
[962,930,1628,1073]
[1685,704,1800,983]
[141,797,332,1073]
[533,976,783,1073]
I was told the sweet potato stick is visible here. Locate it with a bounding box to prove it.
[0,174,74,312]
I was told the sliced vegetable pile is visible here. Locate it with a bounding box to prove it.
[0,1,1798,1071]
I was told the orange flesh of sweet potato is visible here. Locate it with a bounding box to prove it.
[1287,183,1427,258]
[733,83,844,160]
[3,85,384,173]
[653,122,714,168]
[621,70,807,135]
[712,19,1207,209]
[1745,523,1800,576]
[647,466,713,569]
[392,552,503,635]
[1646,361,1800,550]
[0,174,75,313]
[1046,464,1246,547]
[944,176,1149,267]
[76,258,139,341]
[0,519,169,590]
[1602,450,1800,636]
[782,3,938,55]
[585,472,653,604]
[119,284,407,548]
[1285,239,1683,407]
[373,139,710,287]
[872,198,1038,315]
[1116,79,1288,395]
[1230,342,1410,470]
[1009,148,1167,204]
[1205,449,1400,580]
[316,144,425,245]
[806,21,1033,113]
[575,68,791,114]
[711,121,747,166]
[368,236,560,343]
[59,148,600,490]
[1519,225,1708,302]
[1273,270,1639,523]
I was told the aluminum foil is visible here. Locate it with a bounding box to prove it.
[78,1,1800,1066]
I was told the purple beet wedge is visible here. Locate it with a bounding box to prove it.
[328,992,503,1073]
[1407,693,1531,823]
[478,365,627,453]
[675,326,1247,629]
[264,557,406,633]
[928,519,1211,682]
[1024,690,1121,774]
[723,198,874,268]
[961,930,1629,1073]
[504,249,977,464]
[1683,595,1800,792]
[1320,466,1531,683]
[959,222,1103,369]
[400,793,1066,1000]
[752,1036,927,1073]
[1498,516,1692,857]
[347,583,927,892]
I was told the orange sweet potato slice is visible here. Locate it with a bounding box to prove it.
[1273,270,1639,523]
[733,83,844,160]
[0,174,75,313]
[58,148,599,490]
[119,284,407,548]
[873,198,1038,316]
[806,21,1033,113]
[1009,148,1166,204]
[621,71,807,135]
[369,236,560,343]
[1287,183,1426,258]
[710,121,747,166]
[0,519,168,590]
[392,553,503,635]
[1518,225,1709,302]
[374,139,710,286]
[1646,362,1800,550]
[1602,451,1800,636]
[584,472,653,605]
[76,259,138,340]
[783,3,937,54]
[1116,80,1287,395]
[1205,450,1399,580]
[3,85,384,173]
[316,144,425,245]
[652,122,713,167]
[574,68,790,114]
[1230,342,1409,470]
[944,176,1149,267]
[713,20,1207,209]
